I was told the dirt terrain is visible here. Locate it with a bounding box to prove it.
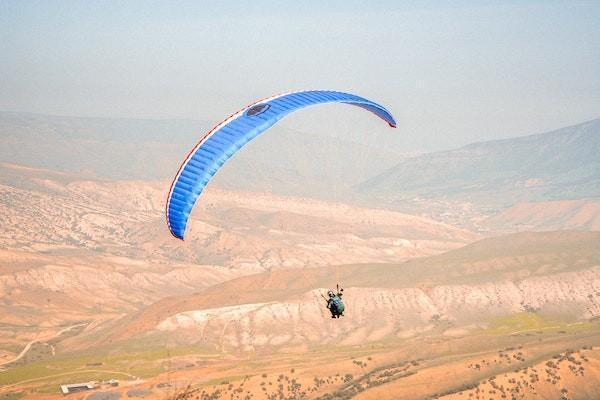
[1,163,600,399]
[1,231,599,399]
[0,162,477,354]
[485,199,600,232]
[3,327,599,400]
[0,162,476,267]
[105,231,600,348]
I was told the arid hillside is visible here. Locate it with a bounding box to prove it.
[1,163,599,399]
[485,199,600,232]
[0,162,476,266]
[0,162,477,354]
[101,231,600,351]
[2,230,600,400]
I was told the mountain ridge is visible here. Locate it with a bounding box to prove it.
[87,231,600,352]
[4,111,598,207]
[358,118,600,206]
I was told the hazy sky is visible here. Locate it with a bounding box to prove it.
[1,0,599,151]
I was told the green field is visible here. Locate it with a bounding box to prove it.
[0,345,207,392]
[483,312,598,335]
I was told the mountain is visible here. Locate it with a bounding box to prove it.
[0,162,475,267]
[485,199,600,232]
[4,112,598,208]
[0,111,404,200]
[2,162,599,399]
[214,126,405,200]
[0,162,477,353]
[358,119,600,207]
[0,111,209,180]
[107,231,600,350]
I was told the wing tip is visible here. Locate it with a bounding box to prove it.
[168,227,185,241]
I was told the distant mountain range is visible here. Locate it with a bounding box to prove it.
[0,111,405,200]
[1,111,598,206]
[358,119,600,207]
[0,111,210,180]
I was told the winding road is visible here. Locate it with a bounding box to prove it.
[0,323,88,369]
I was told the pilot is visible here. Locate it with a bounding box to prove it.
[326,288,345,318]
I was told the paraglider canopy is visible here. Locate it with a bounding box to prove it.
[166,90,396,240]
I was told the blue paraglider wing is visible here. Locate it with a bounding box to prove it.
[166,90,396,240]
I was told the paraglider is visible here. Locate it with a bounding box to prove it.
[166,90,396,240]
[323,285,345,318]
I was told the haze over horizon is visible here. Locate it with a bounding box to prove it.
[2,0,599,152]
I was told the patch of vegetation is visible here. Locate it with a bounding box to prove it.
[482,312,595,335]
[0,345,205,391]
[202,375,245,387]
[458,346,593,400]
[429,382,480,398]
[4,342,54,368]
[0,344,23,354]
[0,392,24,400]
[314,359,421,399]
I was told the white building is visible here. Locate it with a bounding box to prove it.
[60,382,96,395]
